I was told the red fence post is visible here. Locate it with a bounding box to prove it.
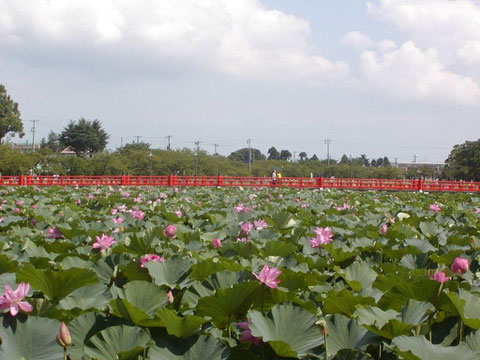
[217,175,223,186]
[418,179,424,192]
[317,177,324,188]
[168,175,174,187]
[19,175,24,186]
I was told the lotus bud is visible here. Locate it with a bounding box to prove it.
[57,322,72,348]
[164,225,176,238]
[451,257,469,275]
[315,319,327,335]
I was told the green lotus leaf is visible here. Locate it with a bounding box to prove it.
[155,308,207,338]
[326,314,379,356]
[337,262,378,291]
[58,282,112,310]
[0,315,63,360]
[391,335,477,360]
[196,281,260,329]
[322,290,376,316]
[332,349,374,360]
[146,255,193,288]
[248,303,324,358]
[149,334,230,360]
[445,289,480,329]
[16,265,99,302]
[84,325,150,360]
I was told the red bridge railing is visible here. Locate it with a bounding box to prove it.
[0,175,479,192]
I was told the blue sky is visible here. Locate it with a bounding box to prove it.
[1,0,479,164]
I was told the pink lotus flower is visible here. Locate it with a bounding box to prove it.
[174,210,182,217]
[254,219,268,230]
[122,192,130,197]
[234,203,245,213]
[253,264,281,289]
[30,204,36,209]
[92,234,116,251]
[379,223,388,235]
[240,222,253,235]
[212,238,222,248]
[47,226,63,239]
[335,203,350,211]
[310,227,333,248]
[117,204,127,212]
[16,200,24,206]
[474,208,480,214]
[140,254,165,268]
[159,193,168,199]
[110,208,118,215]
[301,203,310,208]
[167,291,174,303]
[451,257,469,275]
[429,204,441,212]
[238,319,261,346]
[131,210,145,220]
[113,217,124,224]
[88,195,94,200]
[432,271,450,283]
[75,199,81,205]
[133,196,142,203]
[164,225,176,238]
[0,282,33,316]
[14,208,20,213]
[236,237,249,243]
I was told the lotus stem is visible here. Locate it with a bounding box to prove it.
[324,333,328,360]
[63,347,67,360]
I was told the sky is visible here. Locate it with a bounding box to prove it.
[1,0,480,164]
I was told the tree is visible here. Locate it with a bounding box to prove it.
[444,139,480,181]
[383,156,391,166]
[376,157,384,167]
[0,84,24,143]
[279,149,292,161]
[59,118,109,156]
[340,154,350,164]
[40,131,61,153]
[121,141,151,153]
[228,148,265,163]
[360,154,370,167]
[298,152,308,161]
[371,159,377,167]
[309,154,319,161]
[267,147,280,160]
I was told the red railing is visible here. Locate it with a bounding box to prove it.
[0,175,479,192]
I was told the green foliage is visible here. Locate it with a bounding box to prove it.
[59,118,109,156]
[444,139,480,180]
[0,84,24,142]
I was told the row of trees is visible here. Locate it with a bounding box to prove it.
[0,83,477,180]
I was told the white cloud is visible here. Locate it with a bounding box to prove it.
[367,0,480,64]
[457,41,480,64]
[341,31,374,49]
[0,0,348,83]
[360,41,480,105]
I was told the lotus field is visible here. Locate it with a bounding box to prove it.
[1,185,480,360]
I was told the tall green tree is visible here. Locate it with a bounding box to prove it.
[279,149,292,161]
[444,139,480,181]
[40,131,61,153]
[228,148,265,163]
[0,84,24,143]
[59,118,109,156]
[267,147,280,160]
[298,152,308,161]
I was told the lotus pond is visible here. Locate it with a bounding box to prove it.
[0,186,480,359]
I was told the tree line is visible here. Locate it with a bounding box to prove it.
[0,83,475,180]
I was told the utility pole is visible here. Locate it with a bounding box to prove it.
[134,136,141,145]
[213,143,219,155]
[194,141,201,176]
[247,139,252,172]
[120,137,123,148]
[395,158,398,167]
[30,120,39,151]
[165,135,172,150]
[325,139,331,167]
[293,151,298,163]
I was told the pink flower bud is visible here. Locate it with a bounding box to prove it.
[212,238,222,248]
[379,223,388,235]
[451,257,469,275]
[57,322,72,348]
[164,225,176,238]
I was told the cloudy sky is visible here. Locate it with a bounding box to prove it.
[1,0,479,163]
